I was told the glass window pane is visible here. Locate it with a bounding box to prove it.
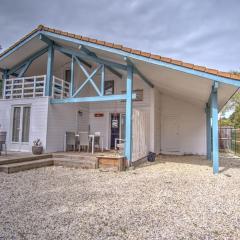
[22,107,31,142]
[12,107,21,142]
[120,114,126,139]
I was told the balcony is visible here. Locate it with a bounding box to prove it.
[3,75,69,100]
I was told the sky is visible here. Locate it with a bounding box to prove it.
[0,0,240,72]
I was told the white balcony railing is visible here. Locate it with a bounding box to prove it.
[3,75,70,100]
[52,76,70,99]
[4,75,46,99]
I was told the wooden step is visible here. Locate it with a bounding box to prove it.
[52,153,97,161]
[53,158,97,169]
[0,154,52,166]
[0,159,54,174]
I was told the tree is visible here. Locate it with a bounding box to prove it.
[220,69,240,127]
[229,105,240,128]
[219,117,233,127]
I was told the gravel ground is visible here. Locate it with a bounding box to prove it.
[1,154,240,240]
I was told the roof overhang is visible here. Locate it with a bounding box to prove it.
[0,27,239,110]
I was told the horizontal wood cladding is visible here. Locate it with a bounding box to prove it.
[96,156,125,171]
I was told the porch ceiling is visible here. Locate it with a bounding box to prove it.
[0,32,238,110]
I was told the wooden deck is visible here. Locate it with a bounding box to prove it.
[0,151,125,173]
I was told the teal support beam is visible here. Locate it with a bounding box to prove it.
[74,57,102,97]
[39,34,92,69]
[125,64,133,165]
[50,94,137,104]
[2,70,9,98]
[3,69,9,79]
[211,82,219,174]
[125,57,154,88]
[75,56,92,69]
[18,60,32,77]
[79,44,123,79]
[45,44,54,96]
[101,65,105,96]
[8,47,48,76]
[39,34,53,45]
[54,45,127,71]
[205,103,211,160]
[1,68,17,77]
[70,56,75,96]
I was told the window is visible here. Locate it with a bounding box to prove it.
[104,80,114,95]
[121,89,144,102]
[12,106,31,143]
[65,69,71,83]
[22,107,31,142]
[12,107,21,142]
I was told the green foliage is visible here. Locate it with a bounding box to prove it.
[219,117,233,127]
[229,105,240,128]
[220,69,240,127]
[221,91,240,116]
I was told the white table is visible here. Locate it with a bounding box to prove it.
[87,134,104,154]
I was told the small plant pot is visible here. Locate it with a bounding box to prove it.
[32,146,43,155]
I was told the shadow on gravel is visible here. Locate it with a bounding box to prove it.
[135,154,240,174]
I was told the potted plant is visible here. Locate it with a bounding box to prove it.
[32,139,43,155]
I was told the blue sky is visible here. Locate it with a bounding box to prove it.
[0,0,240,72]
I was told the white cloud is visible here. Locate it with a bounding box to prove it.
[0,0,239,71]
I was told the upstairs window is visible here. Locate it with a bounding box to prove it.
[104,80,114,95]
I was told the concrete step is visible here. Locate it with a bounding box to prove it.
[0,154,52,166]
[0,159,54,174]
[53,158,97,169]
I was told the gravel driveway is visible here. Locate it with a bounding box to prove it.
[1,154,240,240]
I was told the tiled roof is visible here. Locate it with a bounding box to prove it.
[1,24,240,80]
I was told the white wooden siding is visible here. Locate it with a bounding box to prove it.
[0,97,49,152]
[46,103,89,152]
[160,94,206,155]
[132,109,149,161]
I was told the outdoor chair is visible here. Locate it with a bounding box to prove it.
[78,132,89,152]
[0,131,7,156]
[65,132,76,151]
[94,132,101,151]
[115,138,125,155]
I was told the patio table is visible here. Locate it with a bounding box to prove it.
[88,134,104,154]
[75,134,103,154]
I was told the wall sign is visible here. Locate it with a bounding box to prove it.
[94,113,104,117]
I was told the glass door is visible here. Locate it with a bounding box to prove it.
[12,107,21,142]
[120,113,126,140]
[21,106,31,143]
[110,113,126,149]
[110,113,120,148]
[12,106,31,145]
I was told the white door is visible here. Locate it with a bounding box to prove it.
[162,116,180,153]
[11,105,31,151]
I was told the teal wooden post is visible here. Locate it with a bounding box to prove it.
[125,64,133,165]
[205,103,211,160]
[3,70,9,98]
[70,56,75,96]
[211,82,219,174]
[101,65,105,96]
[45,44,54,96]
